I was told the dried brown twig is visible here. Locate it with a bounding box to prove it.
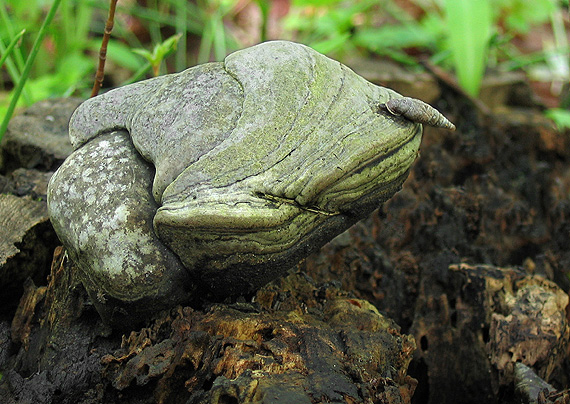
[91,0,118,98]
[420,58,492,118]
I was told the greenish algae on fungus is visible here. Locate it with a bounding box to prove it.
[47,41,454,327]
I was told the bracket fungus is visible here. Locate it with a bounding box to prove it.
[47,41,454,326]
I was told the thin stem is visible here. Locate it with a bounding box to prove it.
[0,0,63,143]
[174,0,187,71]
[147,0,163,49]
[122,63,152,86]
[257,0,269,43]
[198,17,214,63]
[0,5,32,104]
[0,29,26,71]
[213,10,226,61]
[91,0,118,98]
[0,5,27,73]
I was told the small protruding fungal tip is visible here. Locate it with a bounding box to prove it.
[382,97,456,131]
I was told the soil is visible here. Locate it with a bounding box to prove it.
[0,68,569,404]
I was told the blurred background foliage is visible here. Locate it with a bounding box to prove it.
[1,0,569,135]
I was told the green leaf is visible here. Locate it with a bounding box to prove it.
[501,0,555,34]
[310,33,351,54]
[132,48,154,64]
[354,24,434,51]
[133,33,183,75]
[25,53,94,100]
[545,108,570,130]
[154,33,183,62]
[444,0,493,96]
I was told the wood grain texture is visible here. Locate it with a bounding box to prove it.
[0,194,48,266]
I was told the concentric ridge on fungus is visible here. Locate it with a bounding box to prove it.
[47,40,454,326]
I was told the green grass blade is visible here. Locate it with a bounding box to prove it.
[0,5,33,104]
[545,108,570,130]
[198,17,214,63]
[444,0,492,96]
[212,12,227,61]
[0,29,26,69]
[0,5,27,73]
[0,0,63,142]
[122,63,153,85]
[174,0,188,71]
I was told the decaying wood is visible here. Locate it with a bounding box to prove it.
[480,266,569,382]
[3,65,570,403]
[1,254,418,404]
[10,278,46,351]
[1,247,109,404]
[102,288,418,403]
[515,363,555,404]
[0,194,47,264]
[0,194,56,312]
[515,362,570,404]
[4,168,52,199]
[0,97,80,172]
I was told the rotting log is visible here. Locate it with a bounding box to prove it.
[0,98,80,172]
[0,194,57,315]
[1,248,418,404]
